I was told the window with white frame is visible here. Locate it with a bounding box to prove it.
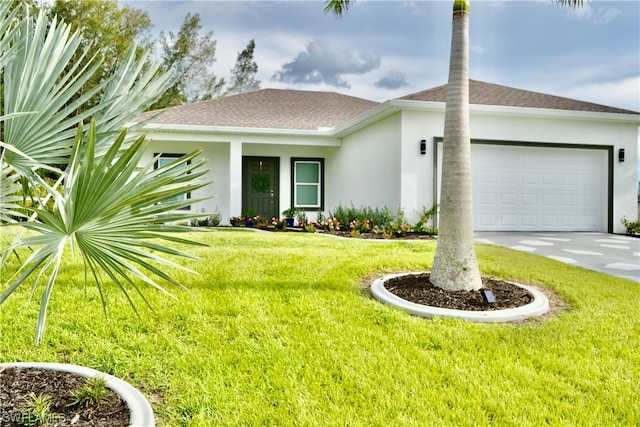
[154,153,191,210]
[292,158,324,209]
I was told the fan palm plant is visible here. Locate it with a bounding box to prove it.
[325,0,583,291]
[0,4,210,344]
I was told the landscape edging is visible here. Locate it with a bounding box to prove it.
[371,272,550,322]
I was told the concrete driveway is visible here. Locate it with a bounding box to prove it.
[475,232,640,283]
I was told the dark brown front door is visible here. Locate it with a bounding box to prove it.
[242,156,279,219]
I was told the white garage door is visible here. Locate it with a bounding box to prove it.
[471,144,608,232]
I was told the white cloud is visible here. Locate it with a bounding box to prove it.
[565,3,622,24]
[594,7,622,24]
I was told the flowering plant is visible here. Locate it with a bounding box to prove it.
[272,217,287,230]
[319,217,341,233]
[253,215,269,228]
[349,218,372,234]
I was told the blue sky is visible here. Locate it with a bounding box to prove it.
[124,0,639,111]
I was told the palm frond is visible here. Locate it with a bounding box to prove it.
[0,161,27,223]
[2,7,105,175]
[324,0,352,17]
[0,2,23,69]
[93,45,174,145]
[1,122,211,345]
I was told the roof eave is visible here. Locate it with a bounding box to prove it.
[334,101,639,137]
[334,100,446,137]
[470,104,640,124]
[140,122,338,136]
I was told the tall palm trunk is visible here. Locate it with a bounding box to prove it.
[429,0,482,291]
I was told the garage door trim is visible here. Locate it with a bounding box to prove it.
[432,138,614,232]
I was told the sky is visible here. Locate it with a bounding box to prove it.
[122,0,640,112]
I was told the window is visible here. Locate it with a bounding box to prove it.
[154,153,191,210]
[292,158,324,209]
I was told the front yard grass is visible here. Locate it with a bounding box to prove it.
[1,230,638,426]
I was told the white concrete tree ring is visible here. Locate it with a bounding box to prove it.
[371,272,549,322]
[0,362,155,426]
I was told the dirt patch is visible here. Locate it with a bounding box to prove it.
[0,367,129,427]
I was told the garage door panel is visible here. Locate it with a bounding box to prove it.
[471,144,606,232]
[542,174,559,185]
[501,193,517,206]
[500,215,517,226]
[478,215,497,227]
[500,173,517,185]
[520,194,537,206]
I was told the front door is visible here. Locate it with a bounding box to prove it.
[242,156,279,219]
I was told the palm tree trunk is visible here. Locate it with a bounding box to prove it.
[430,0,482,291]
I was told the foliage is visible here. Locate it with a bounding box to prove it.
[1,122,210,344]
[621,217,640,235]
[296,211,308,226]
[2,5,172,174]
[225,39,261,96]
[317,215,341,233]
[413,203,439,235]
[19,393,53,426]
[68,376,109,408]
[150,12,225,108]
[253,215,269,228]
[0,163,27,223]
[242,208,258,219]
[329,203,394,230]
[46,0,154,111]
[282,207,297,218]
[230,216,245,227]
[1,231,638,425]
[191,212,221,227]
[328,203,418,236]
[272,218,287,230]
[0,3,209,345]
[34,2,262,111]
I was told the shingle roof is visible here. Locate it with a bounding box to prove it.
[400,80,638,114]
[138,89,379,130]
[138,81,637,131]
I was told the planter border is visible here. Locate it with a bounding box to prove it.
[0,362,154,426]
[371,272,549,322]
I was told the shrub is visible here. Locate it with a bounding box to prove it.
[191,212,221,227]
[272,218,287,230]
[296,211,308,226]
[621,217,640,235]
[329,203,395,230]
[413,204,438,235]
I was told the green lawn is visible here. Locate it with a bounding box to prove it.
[1,230,638,426]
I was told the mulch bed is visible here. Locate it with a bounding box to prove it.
[0,367,129,427]
[383,272,533,311]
